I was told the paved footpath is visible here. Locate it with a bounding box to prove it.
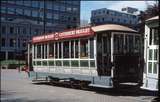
[1,69,156,102]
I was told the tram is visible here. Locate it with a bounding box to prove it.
[142,16,159,91]
[29,24,143,88]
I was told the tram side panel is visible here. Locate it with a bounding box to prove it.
[31,37,113,87]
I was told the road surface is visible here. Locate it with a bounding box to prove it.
[1,69,156,102]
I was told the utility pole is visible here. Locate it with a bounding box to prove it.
[43,0,46,34]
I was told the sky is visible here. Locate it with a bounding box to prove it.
[81,1,157,23]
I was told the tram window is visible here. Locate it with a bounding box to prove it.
[149,49,152,60]
[148,62,152,73]
[129,35,134,53]
[49,43,54,58]
[63,41,69,58]
[59,42,61,58]
[80,39,88,58]
[153,62,158,74]
[55,42,58,58]
[150,28,159,45]
[37,44,41,58]
[103,37,107,53]
[125,35,134,53]
[71,41,74,58]
[103,36,110,54]
[90,38,94,58]
[34,45,36,59]
[154,49,158,60]
[75,40,78,58]
[114,35,124,54]
[134,36,140,53]
[45,44,47,58]
[42,44,44,59]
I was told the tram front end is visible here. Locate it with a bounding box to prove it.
[112,34,143,88]
[112,53,143,88]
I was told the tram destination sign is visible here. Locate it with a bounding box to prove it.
[32,27,94,43]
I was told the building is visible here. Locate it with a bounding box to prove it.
[0,0,80,61]
[142,16,159,91]
[91,8,139,29]
[121,7,138,14]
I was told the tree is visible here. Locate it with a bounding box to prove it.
[138,1,159,34]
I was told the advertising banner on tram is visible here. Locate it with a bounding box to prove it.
[32,27,94,43]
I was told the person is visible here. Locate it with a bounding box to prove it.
[17,66,20,73]
[24,65,30,77]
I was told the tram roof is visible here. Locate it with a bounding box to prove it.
[91,24,137,33]
[146,16,159,22]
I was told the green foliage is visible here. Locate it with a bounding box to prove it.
[0,60,26,65]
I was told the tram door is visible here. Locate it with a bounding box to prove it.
[101,34,111,76]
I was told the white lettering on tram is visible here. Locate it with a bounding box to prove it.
[32,27,93,43]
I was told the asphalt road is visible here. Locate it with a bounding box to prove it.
[1,69,156,102]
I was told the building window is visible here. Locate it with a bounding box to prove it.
[73,1,79,5]
[1,7,6,13]
[102,18,104,21]
[17,27,21,34]
[47,13,52,19]
[16,0,23,5]
[22,39,26,47]
[66,7,72,12]
[34,29,39,35]
[46,3,52,9]
[73,7,78,12]
[54,14,59,20]
[32,10,38,17]
[39,2,44,9]
[10,27,14,34]
[10,39,15,47]
[18,39,20,48]
[8,7,14,14]
[32,1,39,7]
[24,9,31,16]
[54,5,59,10]
[73,17,77,22]
[23,28,27,34]
[1,26,6,34]
[24,1,31,6]
[16,8,23,15]
[60,5,65,11]
[1,38,5,47]
[106,11,109,14]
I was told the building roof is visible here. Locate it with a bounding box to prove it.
[146,16,159,22]
[91,24,137,33]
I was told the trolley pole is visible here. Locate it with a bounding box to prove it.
[43,0,46,34]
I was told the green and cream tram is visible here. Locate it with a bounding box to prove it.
[29,24,143,88]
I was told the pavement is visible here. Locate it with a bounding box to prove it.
[0,69,157,102]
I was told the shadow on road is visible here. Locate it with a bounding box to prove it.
[32,82,158,97]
